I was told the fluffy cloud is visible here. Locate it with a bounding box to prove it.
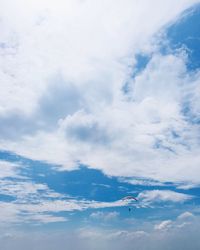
[154,211,196,231]
[0,0,200,186]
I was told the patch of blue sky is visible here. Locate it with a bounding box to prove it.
[133,54,152,77]
[153,139,176,154]
[0,194,16,202]
[165,3,200,71]
[0,151,132,202]
[23,165,136,202]
[122,54,151,94]
[181,100,200,125]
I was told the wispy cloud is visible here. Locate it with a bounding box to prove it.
[138,190,193,203]
[0,160,22,179]
[90,211,119,221]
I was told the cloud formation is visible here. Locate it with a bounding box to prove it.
[0,1,200,187]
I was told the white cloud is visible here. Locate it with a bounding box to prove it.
[0,196,130,225]
[176,183,200,190]
[0,179,63,201]
[0,201,67,225]
[177,211,195,220]
[154,220,172,231]
[90,211,119,221]
[154,211,196,233]
[0,0,199,187]
[0,202,21,224]
[0,160,65,203]
[0,188,194,226]
[25,213,67,224]
[119,177,167,187]
[138,190,192,203]
[0,160,20,178]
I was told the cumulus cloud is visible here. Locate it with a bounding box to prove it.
[0,0,200,186]
[154,211,196,232]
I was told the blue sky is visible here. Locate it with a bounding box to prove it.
[0,1,200,249]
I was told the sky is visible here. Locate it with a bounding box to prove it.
[0,0,200,249]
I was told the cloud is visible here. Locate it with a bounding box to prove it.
[0,193,128,225]
[154,220,173,231]
[24,213,67,224]
[176,183,200,190]
[1,3,200,249]
[1,51,200,186]
[138,190,192,203]
[0,159,64,203]
[0,202,21,224]
[0,160,21,178]
[78,212,200,250]
[0,0,200,187]
[177,211,195,220]
[62,110,111,145]
[0,179,63,201]
[0,188,193,226]
[154,211,196,232]
[119,177,167,187]
[1,214,200,250]
[90,211,119,221]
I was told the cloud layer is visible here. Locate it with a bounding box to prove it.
[1,211,200,250]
